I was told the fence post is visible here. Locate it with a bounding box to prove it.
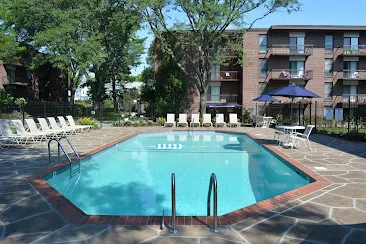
[43,101,47,118]
[309,101,312,125]
[315,101,317,130]
[348,95,351,134]
[22,106,25,125]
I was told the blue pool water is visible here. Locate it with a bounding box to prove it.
[45,131,311,216]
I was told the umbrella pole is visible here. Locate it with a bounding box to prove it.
[256,102,257,116]
[265,101,267,116]
[290,97,293,125]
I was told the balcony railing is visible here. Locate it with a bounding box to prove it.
[210,71,239,81]
[268,45,313,56]
[342,45,366,56]
[2,76,30,85]
[342,94,366,104]
[342,70,366,80]
[270,69,313,80]
[207,94,239,103]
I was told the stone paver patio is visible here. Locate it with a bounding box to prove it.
[0,126,365,243]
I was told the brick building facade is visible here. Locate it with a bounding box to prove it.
[186,25,366,120]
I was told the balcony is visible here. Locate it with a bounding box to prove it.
[207,94,239,103]
[268,45,313,56]
[270,69,313,80]
[342,45,366,56]
[342,70,366,80]
[2,76,29,85]
[342,94,366,104]
[210,71,240,81]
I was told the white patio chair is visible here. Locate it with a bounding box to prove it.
[202,114,213,127]
[255,116,265,127]
[25,118,56,138]
[0,119,29,144]
[11,119,46,142]
[66,115,92,132]
[215,114,226,127]
[190,114,201,127]
[48,117,73,135]
[177,114,188,127]
[273,128,286,144]
[228,114,240,127]
[57,116,78,134]
[164,114,176,127]
[38,118,65,135]
[289,125,315,150]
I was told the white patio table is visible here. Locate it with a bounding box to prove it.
[262,116,273,128]
[275,125,305,147]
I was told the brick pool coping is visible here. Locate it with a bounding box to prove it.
[26,130,331,226]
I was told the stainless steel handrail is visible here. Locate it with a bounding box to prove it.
[59,136,81,162]
[170,173,178,233]
[48,138,74,178]
[207,173,219,232]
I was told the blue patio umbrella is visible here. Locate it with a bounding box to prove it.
[252,94,279,116]
[267,84,321,123]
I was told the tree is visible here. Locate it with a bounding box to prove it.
[135,0,301,115]
[1,0,102,103]
[140,43,188,118]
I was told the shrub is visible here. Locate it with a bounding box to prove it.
[78,117,98,129]
[156,117,166,126]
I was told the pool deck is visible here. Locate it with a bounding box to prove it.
[0,126,366,243]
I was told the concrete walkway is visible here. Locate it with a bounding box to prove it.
[0,126,365,243]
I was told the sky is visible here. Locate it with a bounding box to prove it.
[130,0,366,76]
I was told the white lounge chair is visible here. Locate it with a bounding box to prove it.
[25,118,56,138]
[57,116,78,134]
[177,114,188,127]
[11,119,46,141]
[215,114,226,127]
[164,114,176,127]
[48,117,73,135]
[202,114,213,127]
[289,125,315,150]
[190,114,200,127]
[66,115,92,132]
[0,119,29,144]
[38,118,64,135]
[228,114,240,127]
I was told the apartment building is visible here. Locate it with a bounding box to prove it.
[243,25,366,118]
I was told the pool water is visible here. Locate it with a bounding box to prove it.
[45,131,311,216]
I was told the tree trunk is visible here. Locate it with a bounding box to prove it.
[199,88,207,116]
[69,77,75,104]
[30,72,39,100]
[112,78,117,111]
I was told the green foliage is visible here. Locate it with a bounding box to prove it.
[78,117,98,128]
[135,0,300,114]
[14,97,27,107]
[141,43,189,118]
[0,91,14,110]
[156,117,166,126]
[241,109,252,124]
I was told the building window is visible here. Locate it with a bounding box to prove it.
[343,85,358,103]
[344,37,359,51]
[325,35,333,53]
[289,36,305,54]
[258,82,267,95]
[259,59,267,77]
[324,59,333,77]
[289,61,305,77]
[324,83,333,100]
[259,35,267,53]
[210,63,220,80]
[208,85,221,102]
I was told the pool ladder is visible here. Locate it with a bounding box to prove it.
[167,173,218,233]
[48,136,81,178]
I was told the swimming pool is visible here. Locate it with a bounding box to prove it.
[44,131,311,216]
